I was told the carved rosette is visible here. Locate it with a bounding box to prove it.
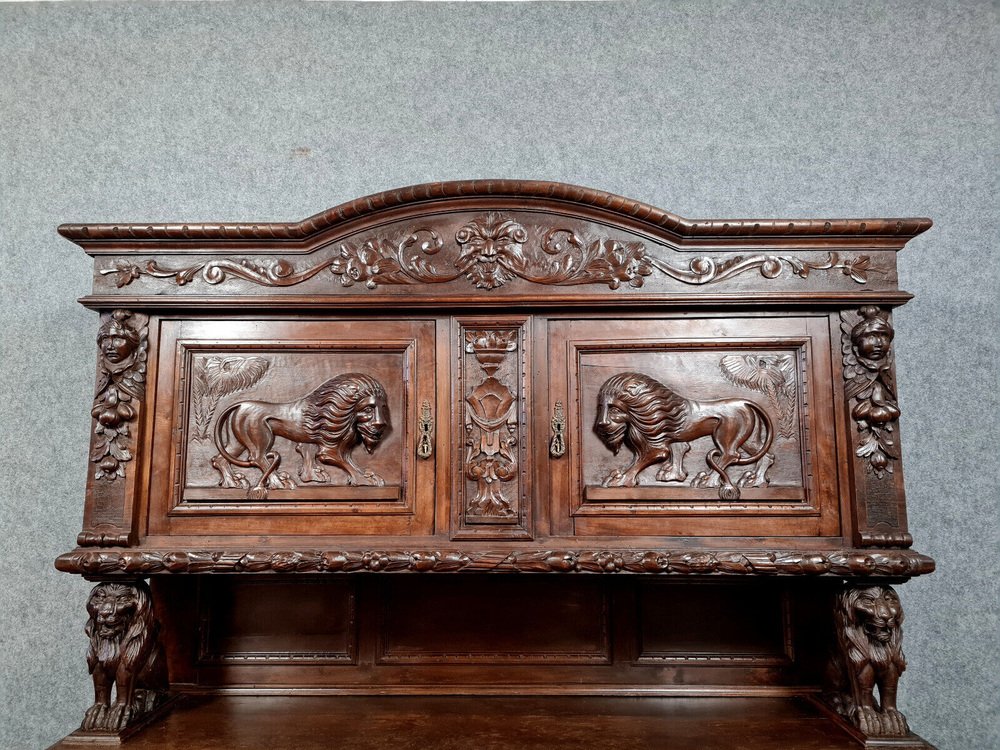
[824,584,910,738]
[81,580,168,734]
[463,330,519,518]
[91,310,148,481]
[100,214,883,293]
[841,307,901,478]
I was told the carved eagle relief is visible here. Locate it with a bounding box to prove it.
[720,354,797,439]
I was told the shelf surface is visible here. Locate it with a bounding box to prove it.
[48,695,932,750]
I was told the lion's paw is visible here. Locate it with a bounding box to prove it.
[852,706,881,736]
[81,703,108,731]
[690,471,719,488]
[602,468,628,488]
[106,702,138,732]
[655,466,687,483]
[361,470,385,487]
[881,708,909,736]
[299,468,330,484]
[268,471,297,490]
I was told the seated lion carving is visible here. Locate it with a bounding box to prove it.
[825,585,909,737]
[594,371,774,501]
[212,372,390,500]
[82,582,167,733]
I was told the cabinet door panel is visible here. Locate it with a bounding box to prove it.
[147,318,436,536]
[548,316,840,537]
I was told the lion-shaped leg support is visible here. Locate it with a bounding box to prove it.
[81,580,168,734]
[824,583,910,738]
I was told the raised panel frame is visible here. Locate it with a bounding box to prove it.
[146,317,437,537]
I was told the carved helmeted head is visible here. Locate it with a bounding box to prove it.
[97,310,142,368]
[455,213,528,290]
[303,373,390,456]
[594,372,689,455]
[851,306,894,366]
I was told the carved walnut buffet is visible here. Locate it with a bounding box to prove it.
[50,181,936,749]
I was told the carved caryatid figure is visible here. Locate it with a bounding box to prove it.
[842,306,901,478]
[594,372,774,501]
[91,310,148,480]
[825,585,909,737]
[211,372,390,500]
[82,581,167,733]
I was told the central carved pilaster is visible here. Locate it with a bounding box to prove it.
[455,321,531,538]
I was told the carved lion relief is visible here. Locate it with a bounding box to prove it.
[594,372,775,501]
[825,585,909,737]
[82,581,167,733]
[211,372,390,500]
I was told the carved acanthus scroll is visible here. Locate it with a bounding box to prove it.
[824,584,909,738]
[841,307,900,478]
[81,580,168,734]
[463,330,519,518]
[211,372,390,500]
[594,372,775,501]
[91,310,148,481]
[102,213,883,292]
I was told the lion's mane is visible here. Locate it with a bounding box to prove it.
[85,582,157,676]
[838,586,905,676]
[597,372,690,455]
[301,372,389,447]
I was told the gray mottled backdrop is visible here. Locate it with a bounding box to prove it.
[1,1,997,748]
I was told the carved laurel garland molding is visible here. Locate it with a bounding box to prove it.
[91,310,148,481]
[56,548,935,577]
[841,307,901,478]
[100,214,884,292]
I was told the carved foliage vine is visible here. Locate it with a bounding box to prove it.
[91,310,148,480]
[841,307,900,478]
[101,213,883,292]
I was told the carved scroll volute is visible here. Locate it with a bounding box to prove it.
[824,584,909,738]
[454,321,531,539]
[841,307,911,547]
[81,580,169,734]
[80,310,149,547]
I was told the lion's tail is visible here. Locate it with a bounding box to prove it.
[213,402,254,468]
[734,401,774,466]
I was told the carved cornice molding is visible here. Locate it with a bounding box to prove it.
[55,548,935,578]
[58,180,932,244]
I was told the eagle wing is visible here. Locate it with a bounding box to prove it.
[205,356,270,397]
[720,354,786,393]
